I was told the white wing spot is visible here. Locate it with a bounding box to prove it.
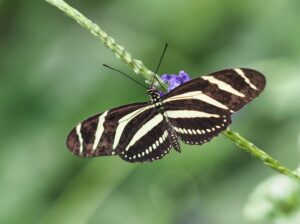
[156,140,160,147]
[149,146,152,152]
[152,143,156,150]
[164,131,168,138]
[159,137,163,144]
[197,129,202,134]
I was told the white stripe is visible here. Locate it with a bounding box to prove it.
[234,68,257,90]
[166,110,220,119]
[76,123,84,154]
[202,76,245,97]
[164,91,229,110]
[113,105,152,150]
[92,110,108,151]
[125,113,163,151]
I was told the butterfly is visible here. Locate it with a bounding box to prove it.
[66,68,266,162]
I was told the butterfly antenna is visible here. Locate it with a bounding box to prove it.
[151,43,169,90]
[155,43,168,74]
[103,64,148,89]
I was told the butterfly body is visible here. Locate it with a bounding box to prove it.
[67,68,265,162]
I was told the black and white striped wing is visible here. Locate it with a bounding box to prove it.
[66,102,172,162]
[119,113,172,162]
[162,68,266,145]
[164,99,231,145]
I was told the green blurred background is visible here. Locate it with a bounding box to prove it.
[1,0,300,223]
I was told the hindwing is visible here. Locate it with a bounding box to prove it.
[119,113,172,162]
[163,99,231,145]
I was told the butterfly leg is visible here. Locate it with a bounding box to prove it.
[165,120,181,153]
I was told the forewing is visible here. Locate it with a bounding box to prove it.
[66,102,151,157]
[163,68,266,112]
[162,68,265,145]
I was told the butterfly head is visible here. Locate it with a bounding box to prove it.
[147,88,161,103]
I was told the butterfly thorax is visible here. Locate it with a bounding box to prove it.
[147,88,161,103]
[147,88,163,110]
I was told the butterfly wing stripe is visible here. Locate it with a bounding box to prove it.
[166,110,220,118]
[234,68,257,90]
[164,91,229,110]
[76,123,84,154]
[201,76,245,97]
[92,110,108,151]
[113,105,152,150]
[125,113,164,151]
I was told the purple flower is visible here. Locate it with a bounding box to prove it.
[160,70,191,94]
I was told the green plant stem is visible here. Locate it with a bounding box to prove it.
[45,0,300,181]
[45,0,167,90]
[223,129,300,180]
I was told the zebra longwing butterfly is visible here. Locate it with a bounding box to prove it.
[66,68,265,162]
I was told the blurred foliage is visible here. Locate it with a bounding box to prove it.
[0,0,300,224]
[245,171,300,224]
